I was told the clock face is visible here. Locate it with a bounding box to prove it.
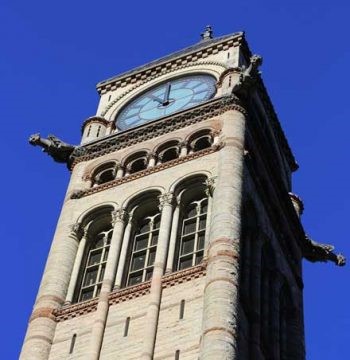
[116,74,216,131]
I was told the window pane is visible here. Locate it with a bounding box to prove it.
[195,251,204,265]
[197,231,205,250]
[131,252,146,271]
[186,205,197,218]
[201,201,208,214]
[199,216,207,230]
[99,265,105,281]
[106,231,112,244]
[183,219,196,234]
[83,268,98,286]
[181,237,195,255]
[96,284,102,296]
[80,288,94,301]
[134,235,148,250]
[151,232,158,245]
[128,272,143,286]
[153,216,161,229]
[179,257,193,270]
[145,269,153,281]
[103,248,109,262]
[148,249,156,266]
[139,221,150,233]
[88,251,102,266]
[94,235,105,248]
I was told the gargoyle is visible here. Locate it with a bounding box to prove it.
[304,234,346,266]
[232,54,263,96]
[29,133,75,164]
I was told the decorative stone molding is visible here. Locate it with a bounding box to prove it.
[158,192,174,210]
[111,208,128,225]
[69,222,83,239]
[70,95,245,169]
[71,146,220,199]
[53,297,99,322]
[162,262,207,289]
[204,176,217,197]
[54,263,207,322]
[109,280,151,306]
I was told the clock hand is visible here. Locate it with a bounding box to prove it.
[163,83,171,105]
[148,94,163,104]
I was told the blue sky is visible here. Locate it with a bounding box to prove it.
[1,0,349,358]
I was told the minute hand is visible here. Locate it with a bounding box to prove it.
[163,83,171,105]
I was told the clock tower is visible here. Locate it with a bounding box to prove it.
[21,27,345,360]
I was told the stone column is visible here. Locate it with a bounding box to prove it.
[114,214,135,289]
[116,166,124,178]
[147,152,157,168]
[199,107,247,360]
[179,141,188,157]
[141,192,174,360]
[204,177,215,255]
[165,197,181,273]
[88,208,127,360]
[20,205,79,360]
[65,225,87,304]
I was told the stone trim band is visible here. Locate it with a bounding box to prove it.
[54,263,207,322]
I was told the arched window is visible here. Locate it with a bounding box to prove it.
[124,151,148,175]
[91,162,117,186]
[177,196,207,270]
[126,212,160,286]
[192,135,212,151]
[156,140,180,164]
[188,130,213,153]
[77,227,112,301]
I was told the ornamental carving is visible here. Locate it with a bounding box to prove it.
[69,223,83,239]
[111,208,128,225]
[158,192,174,210]
[70,95,246,169]
[205,176,217,197]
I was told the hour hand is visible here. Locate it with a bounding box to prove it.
[163,83,171,105]
[148,94,163,104]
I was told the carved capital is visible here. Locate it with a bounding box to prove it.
[158,192,174,210]
[111,208,128,225]
[69,223,83,239]
[204,177,216,197]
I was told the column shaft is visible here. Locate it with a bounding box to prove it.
[114,219,133,289]
[141,194,173,360]
[88,209,126,360]
[199,109,246,360]
[65,235,87,304]
[165,204,180,273]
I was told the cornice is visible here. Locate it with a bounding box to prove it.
[100,60,228,117]
[96,33,243,94]
[54,263,206,322]
[70,95,246,169]
[70,145,221,199]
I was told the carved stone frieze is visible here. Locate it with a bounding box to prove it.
[70,146,220,199]
[54,262,207,322]
[70,95,245,169]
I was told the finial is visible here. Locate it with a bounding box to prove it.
[201,25,213,41]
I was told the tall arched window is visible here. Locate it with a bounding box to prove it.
[126,213,160,286]
[177,197,207,270]
[78,228,112,301]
